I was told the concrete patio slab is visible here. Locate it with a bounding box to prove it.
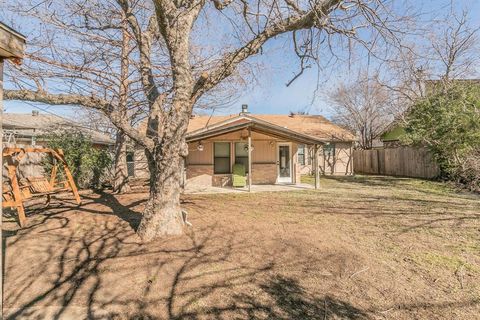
[184,183,315,194]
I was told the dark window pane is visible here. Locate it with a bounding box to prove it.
[279,145,290,177]
[298,154,305,165]
[234,156,249,173]
[235,142,249,173]
[214,142,230,157]
[214,157,230,174]
[214,142,231,174]
[324,144,336,157]
[126,152,134,162]
[235,142,248,156]
[298,144,305,165]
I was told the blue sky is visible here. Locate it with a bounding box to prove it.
[3,0,480,120]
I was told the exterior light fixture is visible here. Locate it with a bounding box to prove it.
[197,141,204,151]
[244,144,254,152]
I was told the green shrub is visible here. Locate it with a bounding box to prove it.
[403,83,480,191]
[43,131,112,189]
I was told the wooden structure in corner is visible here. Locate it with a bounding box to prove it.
[2,147,81,227]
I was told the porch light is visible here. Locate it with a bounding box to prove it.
[197,141,204,151]
[244,143,254,152]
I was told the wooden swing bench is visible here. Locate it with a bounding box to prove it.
[2,147,81,227]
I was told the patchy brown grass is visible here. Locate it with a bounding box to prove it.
[3,175,479,319]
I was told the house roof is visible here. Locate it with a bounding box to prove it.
[186,113,356,143]
[0,22,26,60]
[2,113,114,145]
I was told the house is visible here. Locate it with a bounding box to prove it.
[380,121,406,148]
[2,111,115,148]
[2,111,115,180]
[131,106,356,187]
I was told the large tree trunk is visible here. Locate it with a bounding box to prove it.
[113,130,132,193]
[136,140,186,241]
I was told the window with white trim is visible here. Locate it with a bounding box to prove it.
[298,144,305,165]
[234,142,249,173]
[214,142,231,174]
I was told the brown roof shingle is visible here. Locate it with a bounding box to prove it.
[187,114,356,142]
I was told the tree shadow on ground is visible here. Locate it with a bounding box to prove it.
[226,276,368,320]
[3,195,370,320]
[4,190,479,319]
[85,190,145,230]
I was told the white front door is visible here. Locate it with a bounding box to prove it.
[277,143,292,183]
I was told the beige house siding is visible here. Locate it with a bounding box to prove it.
[132,130,354,185]
[295,143,354,176]
[133,146,150,179]
[186,131,279,186]
[319,142,353,175]
[188,141,213,165]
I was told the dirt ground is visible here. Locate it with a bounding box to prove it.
[3,176,480,319]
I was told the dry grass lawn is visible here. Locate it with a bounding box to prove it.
[3,175,480,319]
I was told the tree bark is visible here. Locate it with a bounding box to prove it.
[113,130,132,194]
[136,141,186,241]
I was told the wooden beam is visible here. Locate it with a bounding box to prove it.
[6,156,26,227]
[248,128,252,192]
[56,149,81,205]
[49,158,57,187]
[314,144,320,189]
[0,23,26,60]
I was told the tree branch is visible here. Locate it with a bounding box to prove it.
[191,0,341,101]
[4,89,155,150]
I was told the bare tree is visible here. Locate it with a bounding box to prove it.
[429,10,479,84]
[3,1,152,194]
[377,8,479,108]
[5,0,404,241]
[329,73,392,149]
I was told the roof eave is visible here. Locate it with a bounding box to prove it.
[0,23,26,60]
[186,120,325,145]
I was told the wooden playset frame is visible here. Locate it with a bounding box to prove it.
[2,147,81,227]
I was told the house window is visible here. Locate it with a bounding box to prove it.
[323,143,335,157]
[298,144,305,165]
[234,142,249,173]
[126,151,135,177]
[214,142,231,174]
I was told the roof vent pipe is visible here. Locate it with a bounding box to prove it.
[240,104,249,114]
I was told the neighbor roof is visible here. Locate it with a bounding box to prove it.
[2,113,114,145]
[186,113,356,143]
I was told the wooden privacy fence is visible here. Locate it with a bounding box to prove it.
[353,147,440,179]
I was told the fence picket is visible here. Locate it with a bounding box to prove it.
[353,147,440,179]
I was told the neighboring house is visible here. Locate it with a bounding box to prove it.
[132,106,356,187]
[380,121,406,148]
[2,111,115,148]
[2,112,115,180]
